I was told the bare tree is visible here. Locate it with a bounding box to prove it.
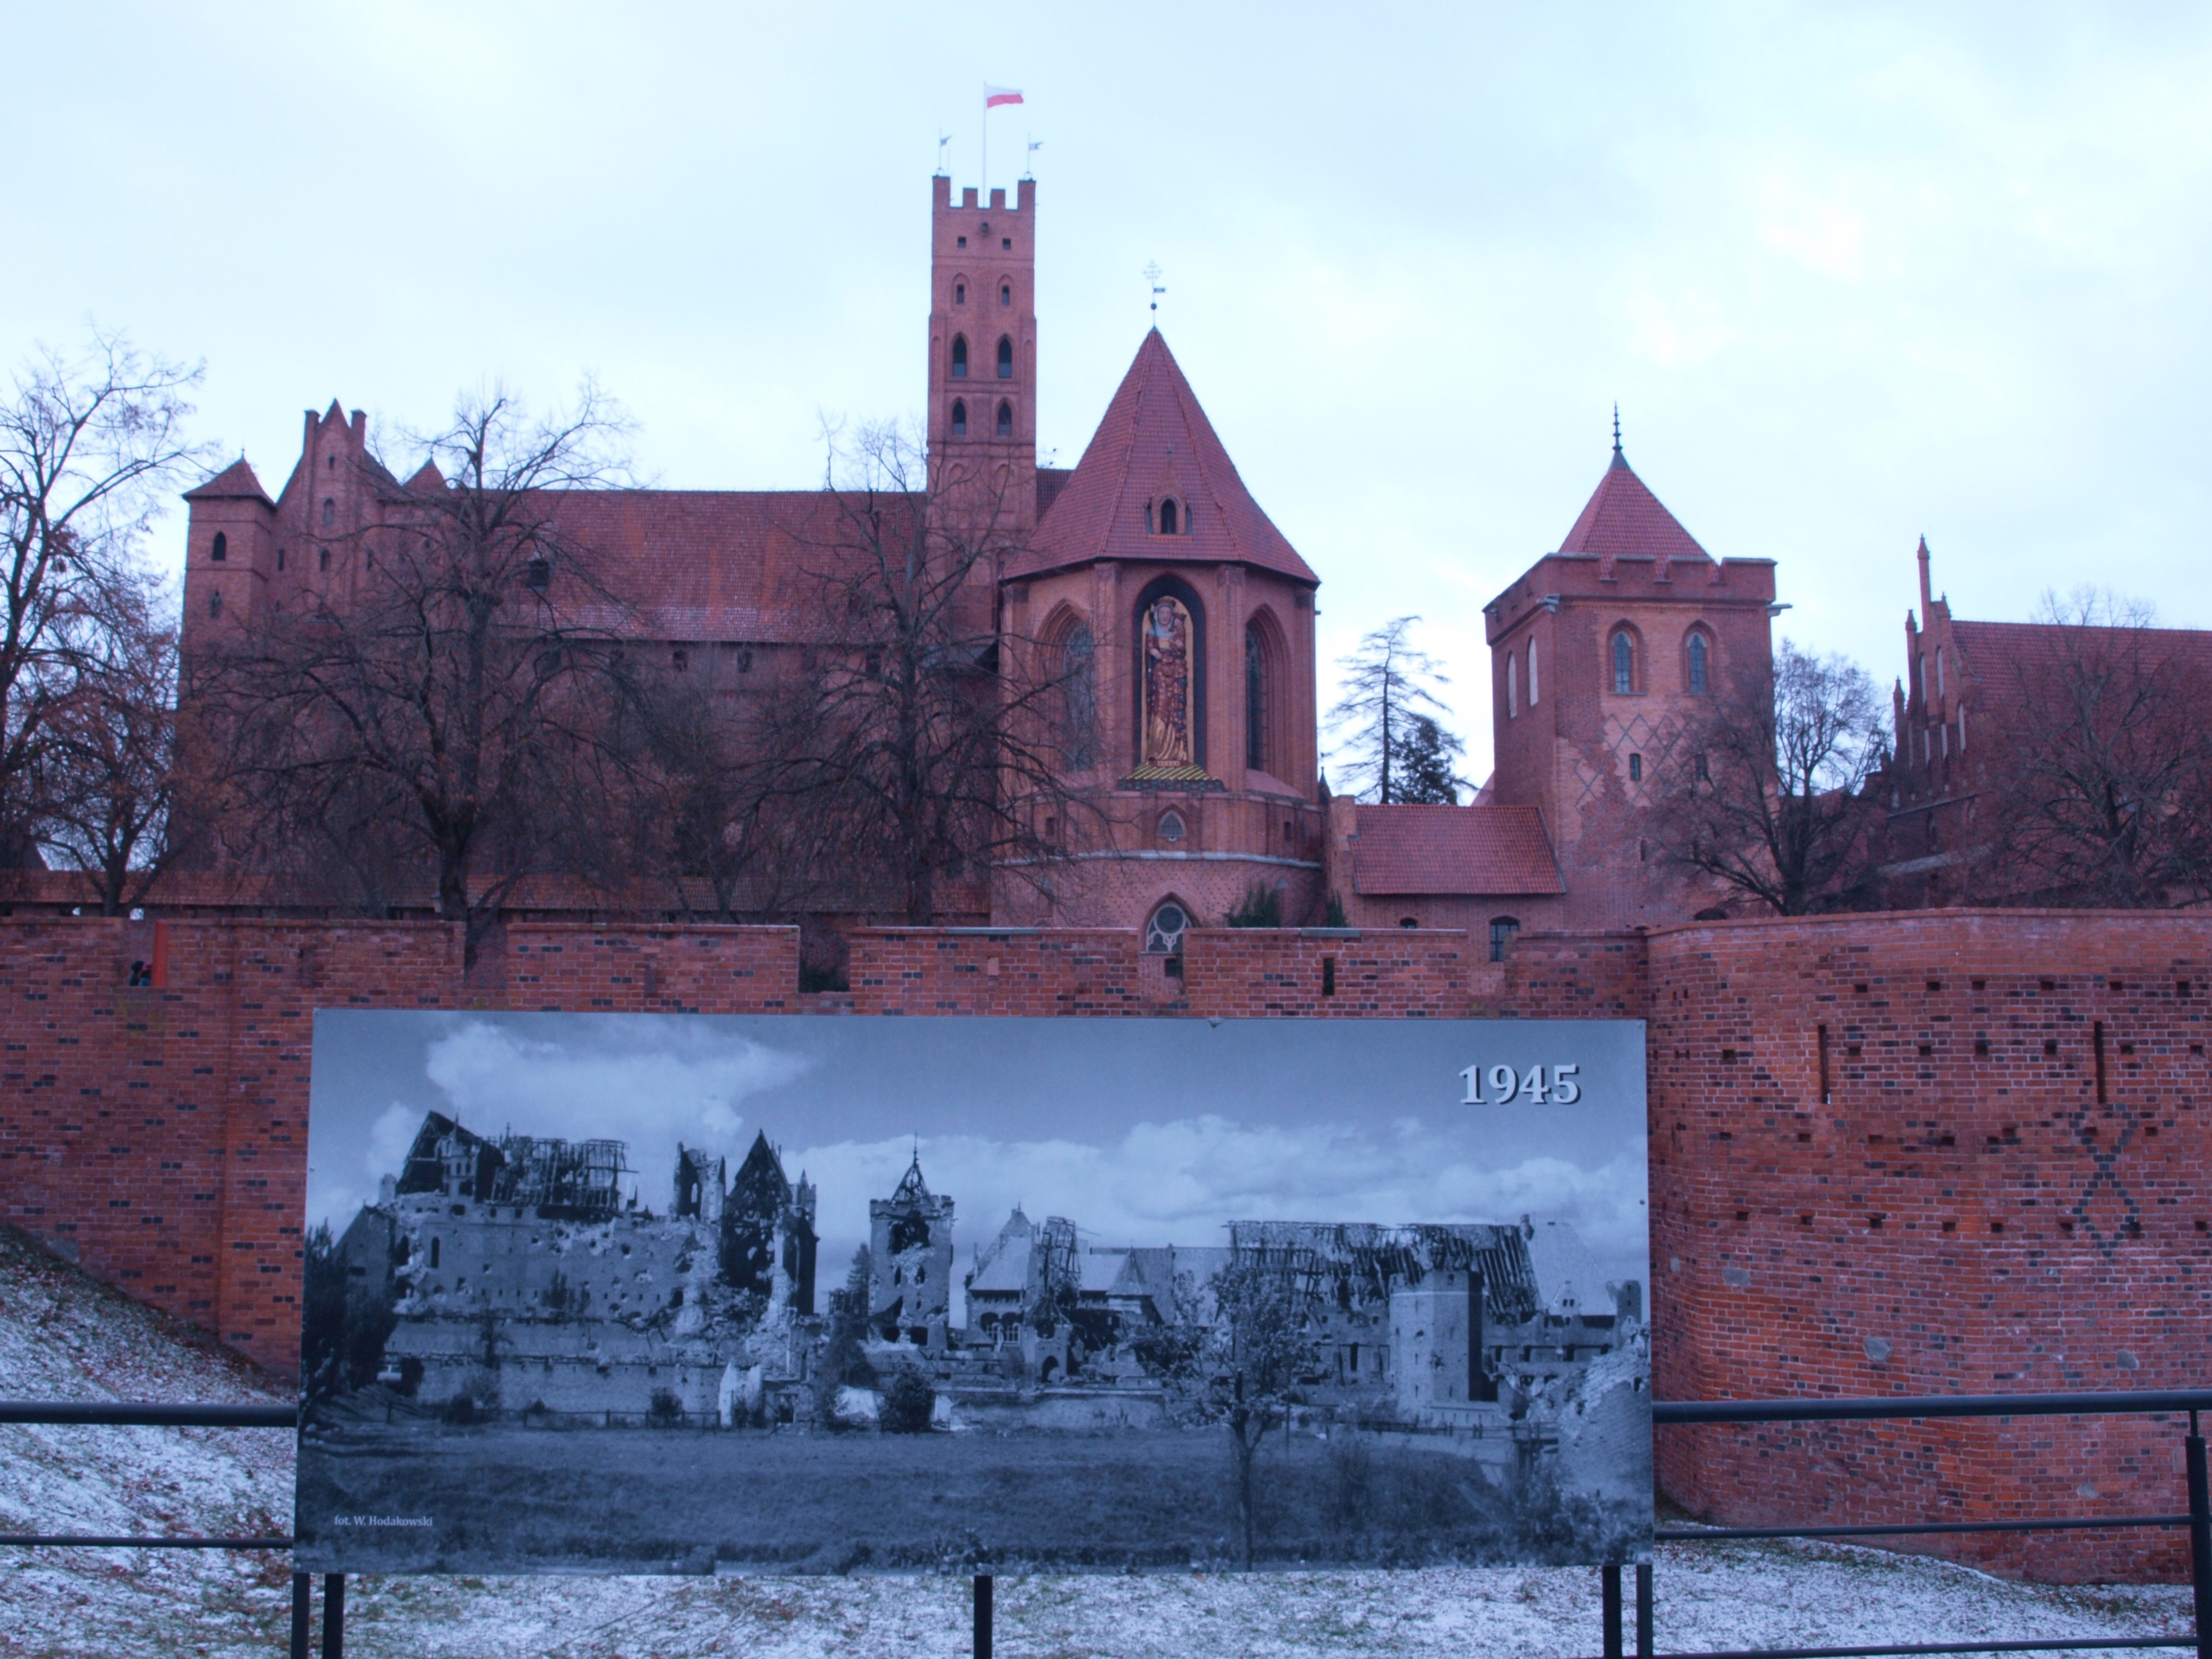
[33,569,182,912]
[203,387,633,959]
[0,333,207,864]
[1209,1260,1319,1569]
[766,421,1095,925]
[613,671,823,923]
[1976,590,2212,907]
[1654,639,1885,915]
[1326,616,1465,804]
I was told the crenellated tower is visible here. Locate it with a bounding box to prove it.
[927,175,1038,530]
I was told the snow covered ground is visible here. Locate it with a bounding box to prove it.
[0,1230,2196,1658]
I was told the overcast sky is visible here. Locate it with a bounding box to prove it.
[10,3,2209,779]
[306,1013,1649,1295]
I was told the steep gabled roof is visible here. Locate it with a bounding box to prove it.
[183,459,275,506]
[1558,445,1710,575]
[1351,804,1564,896]
[1007,329,1315,583]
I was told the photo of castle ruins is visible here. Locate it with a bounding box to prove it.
[294,1012,1649,1573]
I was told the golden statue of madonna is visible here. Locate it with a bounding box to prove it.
[1141,597,1193,767]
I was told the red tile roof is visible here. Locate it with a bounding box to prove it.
[1351,804,1563,895]
[183,459,275,505]
[1558,449,1710,574]
[1007,330,1315,583]
[537,488,920,642]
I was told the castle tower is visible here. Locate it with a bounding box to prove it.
[927,175,1038,530]
[1483,430,1777,926]
[869,1154,955,1344]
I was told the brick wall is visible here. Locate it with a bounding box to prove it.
[4,906,2209,1578]
[1647,909,2212,1578]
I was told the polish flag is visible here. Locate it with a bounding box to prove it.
[985,86,1024,108]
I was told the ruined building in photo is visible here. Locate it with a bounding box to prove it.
[337,1116,819,1419]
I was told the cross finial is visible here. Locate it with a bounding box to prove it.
[1144,261,1166,317]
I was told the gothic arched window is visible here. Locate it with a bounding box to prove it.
[1245,623,1268,771]
[1058,622,1096,768]
[951,336,969,378]
[1611,630,1636,695]
[321,498,335,527]
[211,531,227,563]
[1144,900,1190,954]
[954,282,965,304]
[996,336,1014,378]
[1000,281,1012,306]
[1506,651,1518,718]
[1529,639,1540,705]
[1159,498,1179,535]
[995,400,1012,438]
[950,399,967,436]
[1687,631,1710,696]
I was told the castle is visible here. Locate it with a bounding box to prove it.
[172,174,1770,940]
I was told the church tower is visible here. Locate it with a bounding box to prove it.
[927,175,1038,528]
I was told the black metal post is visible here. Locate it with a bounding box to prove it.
[321,1572,345,1659]
[289,1572,311,1659]
[974,1572,992,1659]
[1636,1561,1653,1659]
[1602,1561,1624,1659]
[2188,1410,2212,1659]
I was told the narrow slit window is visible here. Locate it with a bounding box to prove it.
[951,399,967,436]
[1529,639,1539,705]
[996,336,1014,378]
[1612,631,1634,694]
[995,400,1012,438]
[1506,651,1517,717]
[951,336,969,378]
[1688,632,1709,695]
[1159,498,1179,535]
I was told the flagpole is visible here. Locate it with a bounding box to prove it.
[981,87,988,200]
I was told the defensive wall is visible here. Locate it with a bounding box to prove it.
[0,907,2205,1580]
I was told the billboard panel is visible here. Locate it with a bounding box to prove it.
[296,1013,1649,1573]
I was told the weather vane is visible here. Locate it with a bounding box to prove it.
[1023,137,1042,180]
[1144,261,1166,316]
[936,132,951,176]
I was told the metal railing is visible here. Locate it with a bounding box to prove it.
[2,1391,2208,1659]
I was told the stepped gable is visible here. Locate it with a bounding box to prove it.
[1351,803,1563,896]
[1558,443,1711,577]
[182,459,275,505]
[1007,329,1314,583]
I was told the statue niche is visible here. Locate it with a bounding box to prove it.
[1141,596,1196,767]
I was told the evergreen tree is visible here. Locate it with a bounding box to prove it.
[1389,712,1466,804]
[1326,617,1465,804]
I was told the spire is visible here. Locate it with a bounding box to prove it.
[1611,404,1625,467]
[1916,535,1933,622]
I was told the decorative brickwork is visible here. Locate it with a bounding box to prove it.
[1648,909,2212,1579]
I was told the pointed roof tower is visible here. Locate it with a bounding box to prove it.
[1007,330,1314,583]
[892,1153,931,1204]
[183,459,276,507]
[1557,424,1711,580]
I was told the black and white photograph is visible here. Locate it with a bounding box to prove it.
[296,1013,1649,1575]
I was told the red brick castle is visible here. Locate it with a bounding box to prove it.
[174,175,1769,941]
